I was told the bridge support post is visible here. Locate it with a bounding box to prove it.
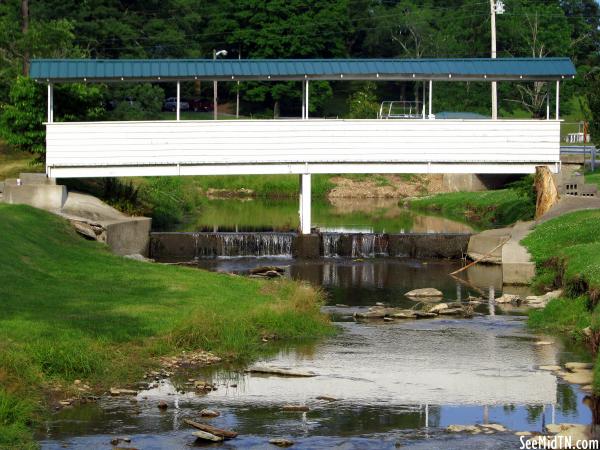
[47,83,53,123]
[299,173,311,234]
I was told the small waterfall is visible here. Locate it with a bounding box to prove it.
[197,232,294,258]
[351,234,388,258]
[322,233,342,257]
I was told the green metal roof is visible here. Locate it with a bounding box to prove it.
[30,58,576,82]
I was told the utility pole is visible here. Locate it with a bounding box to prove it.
[490,0,505,120]
[236,48,241,119]
[21,0,29,76]
[490,0,497,120]
[213,49,218,120]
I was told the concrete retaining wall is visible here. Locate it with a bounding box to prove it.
[150,232,471,261]
[3,183,67,210]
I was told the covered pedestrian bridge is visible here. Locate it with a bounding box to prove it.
[31,57,576,233]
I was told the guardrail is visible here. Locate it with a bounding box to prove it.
[560,145,598,172]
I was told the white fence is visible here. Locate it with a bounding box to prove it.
[45,119,561,178]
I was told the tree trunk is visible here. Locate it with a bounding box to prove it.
[535,166,559,219]
[21,0,29,76]
[273,100,280,119]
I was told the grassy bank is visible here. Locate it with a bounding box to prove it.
[523,210,600,392]
[189,174,335,199]
[0,204,332,448]
[408,187,535,229]
[0,142,43,181]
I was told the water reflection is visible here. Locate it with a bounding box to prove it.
[177,197,473,234]
[39,258,596,449]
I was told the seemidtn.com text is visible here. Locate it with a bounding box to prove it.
[520,436,599,449]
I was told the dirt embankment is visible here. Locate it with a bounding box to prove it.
[327,174,445,199]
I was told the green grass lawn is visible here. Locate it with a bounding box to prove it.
[523,210,600,393]
[408,188,535,229]
[0,142,43,181]
[0,204,332,447]
[586,171,600,190]
[189,174,335,198]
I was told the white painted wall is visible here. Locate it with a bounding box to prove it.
[46,119,560,178]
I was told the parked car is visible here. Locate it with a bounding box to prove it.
[188,98,214,112]
[163,97,190,112]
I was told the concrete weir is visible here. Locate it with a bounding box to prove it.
[149,232,471,261]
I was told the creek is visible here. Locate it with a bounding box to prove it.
[38,199,595,449]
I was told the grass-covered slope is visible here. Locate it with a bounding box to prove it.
[408,189,535,229]
[0,204,331,447]
[523,209,600,295]
[523,210,600,393]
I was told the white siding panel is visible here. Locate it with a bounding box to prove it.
[46,119,560,176]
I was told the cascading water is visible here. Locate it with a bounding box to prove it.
[322,233,342,258]
[351,234,388,258]
[195,232,294,258]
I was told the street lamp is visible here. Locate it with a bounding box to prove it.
[490,0,505,120]
[213,49,228,120]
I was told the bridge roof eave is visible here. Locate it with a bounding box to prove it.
[30,57,577,84]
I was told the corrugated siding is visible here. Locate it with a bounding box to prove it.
[46,119,560,174]
[30,58,576,81]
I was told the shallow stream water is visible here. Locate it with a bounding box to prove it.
[39,258,596,449]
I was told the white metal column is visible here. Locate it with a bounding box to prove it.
[422,82,426,119]
[546,84,550,120]
[428,80,433,118]
[490,0,498,120]
[301,81,306,119]
[47,83,54,123]
[305,80,309,119]
[555,81,560,120]
[176,81,181,121]
[299,173,312,234]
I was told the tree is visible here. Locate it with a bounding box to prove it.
[587,72,600,142]
[203,0,351,116]
[0,76,45,154]
[0,76,105,157]
[347,82,380,119]
[500,0,572,117]
[107,84,165,121]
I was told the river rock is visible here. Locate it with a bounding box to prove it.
[193,430,224,442]
[405,288,443,298]
[545,423,590,444]
[446,425,481,434]
[438,308,464,316]
[539,365,561,372]
[565,362,593,371]
[269,438,295,447]
[249,266,285,275]
[481,423,506,432]
[413,311,437,319]
[282,404,309,412]
[157,400,168,410]
[515,431,532,437]
[391,310,417,319]
[524,290,563,308]
[495,294,520,304]
[428,303,449,314]
[200,409,220,418]
[246,365,317,377]
[110,388,137,396]
[562,370,593,385]
[110,437,131,445]
[316,395,338,402]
